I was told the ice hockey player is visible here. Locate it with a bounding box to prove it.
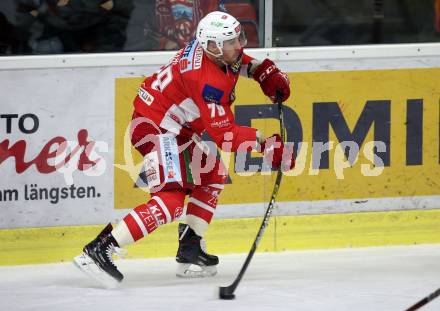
[74,11,293,288]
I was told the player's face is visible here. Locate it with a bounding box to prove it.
[221,33,247,64]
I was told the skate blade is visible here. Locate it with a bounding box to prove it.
[73,253,120,289]
[176,263,217,278]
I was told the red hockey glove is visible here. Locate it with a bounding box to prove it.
[253,59,290,103]
[260,134,295,171]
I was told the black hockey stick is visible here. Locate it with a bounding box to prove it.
[404,287,440,311]
[219,90,286,300]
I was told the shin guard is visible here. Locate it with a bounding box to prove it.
[116,190,186,244]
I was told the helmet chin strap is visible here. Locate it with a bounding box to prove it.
[205,40,224,57]
[205,43,243,67]
[205,47,229,66]
[205,48,223,58]
[206,40,241,66]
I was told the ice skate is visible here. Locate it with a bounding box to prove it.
[176,223,218,278]
[73,223,126,288]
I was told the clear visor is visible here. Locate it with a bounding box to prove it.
[221,30,247,53]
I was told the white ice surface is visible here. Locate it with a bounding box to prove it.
[1,244,440,311]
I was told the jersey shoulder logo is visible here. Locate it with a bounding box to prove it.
[202,84,224,104]
[179,40,202,73]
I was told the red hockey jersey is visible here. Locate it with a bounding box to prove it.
[133,39,257,152]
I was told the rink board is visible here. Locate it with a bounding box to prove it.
[1,44,440,265]
[114,68,440,210]
[2,209,440,265]
[0,46,439,229]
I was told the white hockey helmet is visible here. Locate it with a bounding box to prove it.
[196,11,247,57]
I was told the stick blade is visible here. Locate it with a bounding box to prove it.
[219,286,236,300]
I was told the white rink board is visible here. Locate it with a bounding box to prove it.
[0,44,439,228]
[0,68,116,228]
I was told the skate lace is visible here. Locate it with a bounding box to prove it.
[200,239,208,255]
[106,244,128,266]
